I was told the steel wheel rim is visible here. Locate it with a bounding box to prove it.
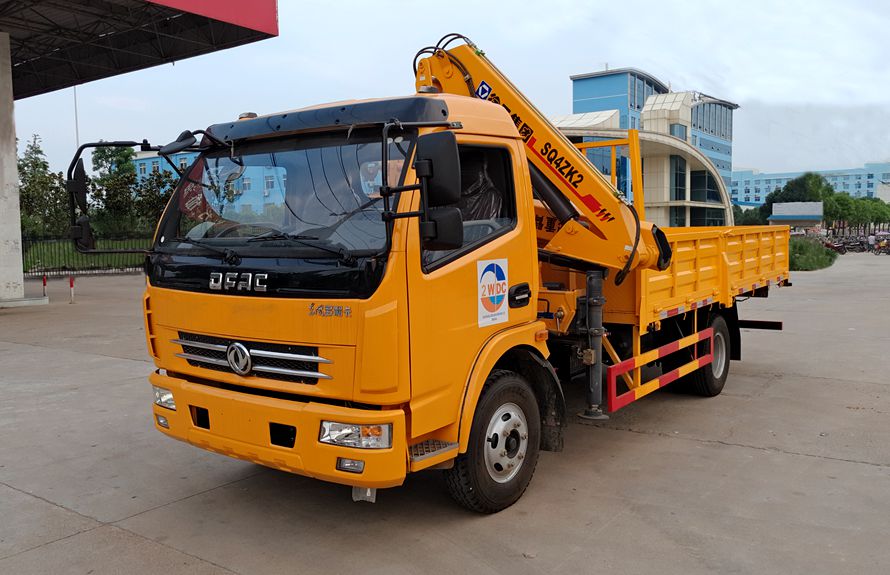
[483,402,528,484]
[712,331,727,379]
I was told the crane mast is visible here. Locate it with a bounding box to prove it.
[415,35,670,277]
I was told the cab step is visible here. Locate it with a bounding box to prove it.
[410,439,458,466]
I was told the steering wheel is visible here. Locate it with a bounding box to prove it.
[210,221,283,238]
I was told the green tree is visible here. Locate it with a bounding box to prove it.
[90,144,137,236]
[862,197,890,232]
[759,172,831,223]
[833,193,853,232]
[732,204,766,225]
[91,145,136,179]
[848,198,875,234]
[17,135,69,236]
[874,200,890,230]
[134,170,177,232]
[822,195,840,230]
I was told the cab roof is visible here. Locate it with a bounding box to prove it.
[204,94,518,143]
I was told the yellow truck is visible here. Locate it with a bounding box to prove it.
[67,34,789,512]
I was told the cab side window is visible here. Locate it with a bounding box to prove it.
[423,145,517,268]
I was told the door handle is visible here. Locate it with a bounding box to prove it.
[508,283,532,308]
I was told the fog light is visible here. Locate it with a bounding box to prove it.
[156,414,169,428]
[336,457,365,473]
[152,385,176,410]
[319,421,392,449]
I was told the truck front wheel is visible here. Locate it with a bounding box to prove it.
[444,370,541,513]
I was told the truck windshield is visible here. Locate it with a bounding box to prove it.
[155,129,413,258]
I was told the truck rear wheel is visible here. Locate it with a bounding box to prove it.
[444,370,541,513]
[684,315,730,397]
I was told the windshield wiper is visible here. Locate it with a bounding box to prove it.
[170,237,242,265]
[247,232,357,266]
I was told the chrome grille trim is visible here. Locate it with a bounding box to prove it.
[249,348,332,364]
[252,364,332,380]
[171,339,226,352]
[171,332,331,385]
[175,352,228,366]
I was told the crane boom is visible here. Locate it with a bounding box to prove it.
[415,35,670,276]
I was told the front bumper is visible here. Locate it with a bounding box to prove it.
[150,371,407,489]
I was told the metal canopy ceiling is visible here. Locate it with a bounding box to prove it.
[0,0,278,99]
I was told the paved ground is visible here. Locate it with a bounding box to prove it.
[2,255,889,574]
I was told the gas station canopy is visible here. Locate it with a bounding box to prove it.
[1,0,278,99]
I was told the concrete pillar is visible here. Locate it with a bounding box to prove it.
[0,32,26,303]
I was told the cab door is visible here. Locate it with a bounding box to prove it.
[406,136,538,438]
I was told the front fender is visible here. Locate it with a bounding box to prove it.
[456,321,549,452]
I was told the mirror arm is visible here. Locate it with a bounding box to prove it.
[381,210,423,222]
[191,129,226,148]
[380,183,421,196]
[158,153,184,177]
[66,140,142,181]
[419,220,437,241]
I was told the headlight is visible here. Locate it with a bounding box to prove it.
[319,421,392,449]
[152,385,176,411]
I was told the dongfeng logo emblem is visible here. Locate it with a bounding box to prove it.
[226,342,252,375]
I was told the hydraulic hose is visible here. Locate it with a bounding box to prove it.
[614,202,641,286]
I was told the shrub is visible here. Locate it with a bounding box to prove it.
[789,236,837,271]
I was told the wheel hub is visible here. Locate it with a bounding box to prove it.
[483,402,528,483]
[712,331,726,379]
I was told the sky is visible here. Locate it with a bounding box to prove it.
[13,0,890,174]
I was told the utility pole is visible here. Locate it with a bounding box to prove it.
[73,85,80,146]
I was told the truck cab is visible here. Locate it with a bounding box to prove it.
[143,94,558,508]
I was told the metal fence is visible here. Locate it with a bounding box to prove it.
[22,236,152,277]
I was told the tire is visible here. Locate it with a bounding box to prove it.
[444,370,541,513]
[683,315,731,397]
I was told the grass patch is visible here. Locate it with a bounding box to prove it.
[23,238,150,273]
[789,236,837,271]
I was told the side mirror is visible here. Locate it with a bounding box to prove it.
[71,215,96,252]
[159,130,197,156]
[67,158,89,214]
[421,206,463,251]
[414,131,461,207]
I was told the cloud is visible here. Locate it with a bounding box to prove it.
[12,0,890,174]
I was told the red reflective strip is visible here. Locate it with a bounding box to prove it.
[666,308,679,317]
[607,327,713,413]
[612,356,637,375]
[659,340,680,358]
[606,365,618,412]
[607,362,638,412]
[658,367,681,386]
[609,388,636,411]
[700,351,713,367]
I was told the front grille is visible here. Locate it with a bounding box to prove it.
[173,332,331,384]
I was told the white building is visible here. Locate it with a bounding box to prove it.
[553,91,734,229]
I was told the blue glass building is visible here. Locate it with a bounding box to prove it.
[570,69,738,187]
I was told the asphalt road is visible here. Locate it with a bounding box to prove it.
[1,254,889,574]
